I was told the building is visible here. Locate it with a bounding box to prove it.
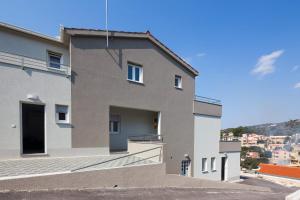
[0,22,72,158]
[272,148,291,165]
[241,133,266,147]
[246,151,260,159]
[269,136,286,144]
[291,144,300,165]
[0,22,240,181]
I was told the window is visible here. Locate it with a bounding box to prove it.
[128,64,143,83]
[211,157,216,171]
[175,75,182,88]
[55,105,69,123]
[181,159,191,176]
[48,52,62,69]
[202,158,208,172]
[109,115,120,134]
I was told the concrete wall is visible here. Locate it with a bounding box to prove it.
[109,106,157,151]
[128,141,164,162]
[193,100,222,117]
[0,28,73,158]
[194,114,222,181]
[0,63,71,158]
[70,35,196,174]
[0,27,69,66]
[219,141,241,152]
[220,152,240,181]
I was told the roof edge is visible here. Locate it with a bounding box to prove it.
[0,21,64,45]
[63,28,199,76]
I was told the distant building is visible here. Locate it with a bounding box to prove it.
[246,151,260,159]
[241,133,267,147]
[291,144,300,165]
[272,148,291,165]
[269,136,286,144]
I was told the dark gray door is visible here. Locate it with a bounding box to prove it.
[22,103,45,154]
[221,157,226,181]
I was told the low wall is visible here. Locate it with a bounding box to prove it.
[258,164,300,179]
[219,141,241,153]
[128,141,164,163]
[0,163,166,191]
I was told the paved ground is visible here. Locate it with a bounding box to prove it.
[0,187,291,200]
[239,175,298,194]
[0,155,154,179]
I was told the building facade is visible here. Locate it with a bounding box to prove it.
[0,22,240,180]
[0,22,72,158]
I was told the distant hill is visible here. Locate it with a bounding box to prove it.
[224,119,300,136]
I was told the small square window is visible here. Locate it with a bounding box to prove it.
[56,105,69,123]
[202,158,208,172]
[48,52,62,69]
[175,75,182,88]
[58,112,66,121]
[127,64,143,83]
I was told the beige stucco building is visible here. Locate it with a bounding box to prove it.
[0,22,240,181]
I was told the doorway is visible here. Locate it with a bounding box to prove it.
[221,157,227,181]
[22,103,45,154]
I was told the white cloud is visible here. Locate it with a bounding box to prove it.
[294,82,300,89]
[251,50,284,77]
[196,53,206,57]
[292,65,299,72]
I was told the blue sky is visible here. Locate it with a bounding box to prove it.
[1,0,300,128]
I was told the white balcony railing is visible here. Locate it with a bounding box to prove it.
[0,51,70,76]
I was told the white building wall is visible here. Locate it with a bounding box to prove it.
[0,30,69,66]
[220,152,240,181]
[0,28,72,159]
[0,63,72,158]
[194,114,222,181]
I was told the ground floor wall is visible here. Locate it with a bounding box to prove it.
[220,152,240,181]
[0,63,74,158]
[193,114,222,180]
[109,106,157,151]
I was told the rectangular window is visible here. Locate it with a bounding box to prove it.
[109,115,120,134]
[55,105,69,123]
[202,158,208,172]
[127,64,143,83]
[211,157,216,171]
[175,75,182,88]
[48,52,62,69]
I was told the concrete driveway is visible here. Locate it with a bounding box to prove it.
[0,155,154,179]
[0,187,292,200]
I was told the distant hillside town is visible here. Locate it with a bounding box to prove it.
[221,119,300,171]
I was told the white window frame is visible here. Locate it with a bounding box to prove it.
[202,158,208,172]
[48,51,62,69]
[211,157,216,171]
[55,105,69,124]
[175,75,182,89]
[127,64,143,83]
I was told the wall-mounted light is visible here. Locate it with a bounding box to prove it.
[27,94,39,101]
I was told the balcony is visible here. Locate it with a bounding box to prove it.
[219,141,241,152]
[193,96,222,117]
[0,51,70,76]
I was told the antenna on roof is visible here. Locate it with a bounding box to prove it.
[105,0,109,48]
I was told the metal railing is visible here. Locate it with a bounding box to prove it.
[128,134,163,142]
[71,146,163,172]
[194,95,222,105]
[0,50,70,76]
